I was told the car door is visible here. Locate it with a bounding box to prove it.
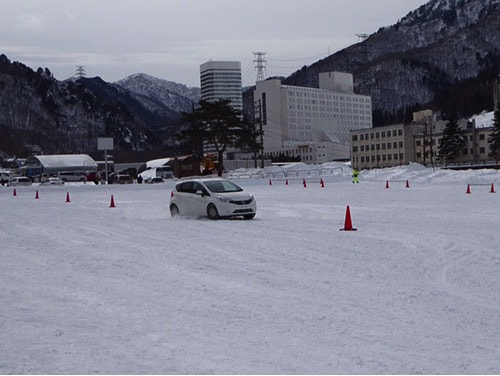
[190,182,209,216]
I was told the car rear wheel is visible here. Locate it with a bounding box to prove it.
[243,213,256,220]
[170,204,180,217]
[207,204,219,220]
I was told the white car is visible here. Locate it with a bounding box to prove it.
[40,177,65,186]
[169,178,256,220]
[7,177,32,187]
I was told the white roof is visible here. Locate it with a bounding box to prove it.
[146,158,171,168]
[470,111,494,129]
[29,154,97,168]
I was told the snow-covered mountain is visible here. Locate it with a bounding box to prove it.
[114,73,200,113]
[283,0,500,124]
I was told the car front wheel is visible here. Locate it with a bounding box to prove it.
[170,204,180,217]
[243,213,256,220]
[207,204,219,220]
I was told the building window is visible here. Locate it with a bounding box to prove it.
[398,129,403,136]
[360,134,364,141]
[381,131,386,138]
[352,135,358,141]
[416,140,421,146]
[353,146,358,152]
[392,130,397,137]
[360,145,364,152]
[376,132,380,139]
[462,149,468,155]
[479,134,485,140]
[480,147,486,154]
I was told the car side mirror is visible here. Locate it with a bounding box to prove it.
[195,190,204,197]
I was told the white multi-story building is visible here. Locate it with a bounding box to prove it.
[200,61,243,111]
[253,72,372,162]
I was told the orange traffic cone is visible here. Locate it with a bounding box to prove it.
[385,180,390,189]
[66,192,71,203]
[466,184,471,194]
[109,195,116,208]
[13,188,17,196]
[35,190,39,199]
[491,183,496,193]
[406,180,410,188]
[340,205,357,231]
[303,179,307,188]
[320,178,325,188]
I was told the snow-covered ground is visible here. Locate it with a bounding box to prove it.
[1,163,499,374]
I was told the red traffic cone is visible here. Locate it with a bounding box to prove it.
[466,184,471,194]
[35,190,39,199]
[491,183,496,193]
[13,188,17,196]
[269,179,272,186]
[66,192,71,203]
[303,179,307,188]
[109,195,116,208]
[320,178,325,188]
[406,180,410,188]
[340,205,357,231]
[385,180,390,189]
[285,179,288,186]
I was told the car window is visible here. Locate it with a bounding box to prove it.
[192,182,209,195]
[204,180,242,193]
[177,181,193,193]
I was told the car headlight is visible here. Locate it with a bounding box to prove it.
[215,195,231,203]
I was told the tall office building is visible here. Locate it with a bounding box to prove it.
[200,61,243,111]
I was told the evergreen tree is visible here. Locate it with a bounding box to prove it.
[437,117,465,165]
[179,99,251,177]
[488,105,500,163]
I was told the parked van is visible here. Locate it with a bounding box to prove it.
[7,177,32,187]
[57,171,87,182]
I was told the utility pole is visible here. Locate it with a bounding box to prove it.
[254,99,265,168]
[252,52,267,83]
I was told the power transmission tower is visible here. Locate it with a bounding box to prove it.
[252,52,267,82]
[356,34,369,42]
[75,65,86,79]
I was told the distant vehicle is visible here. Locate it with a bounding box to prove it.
[169,178,256,220]
[108,173,133,184]
[145,176,164,184]
[7,177,32,187]
[0,171,11,185]
[40,177,65,186]
[57,171,87,182]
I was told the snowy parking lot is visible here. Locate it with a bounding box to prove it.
[1,163,499,374]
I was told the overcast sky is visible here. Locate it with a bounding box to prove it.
[0,0,429,87]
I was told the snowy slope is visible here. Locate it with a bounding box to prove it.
[0,164,499,374]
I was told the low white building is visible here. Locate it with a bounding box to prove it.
[21,154,97,177]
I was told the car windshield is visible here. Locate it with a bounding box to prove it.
[204,180,243,193]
